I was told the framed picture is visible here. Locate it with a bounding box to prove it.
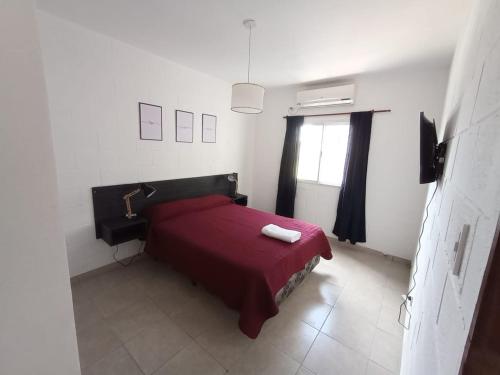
[202,114,217,143]
[139,102,162,141]
[175,110,194,143]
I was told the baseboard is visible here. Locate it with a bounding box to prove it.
[70,253,149,285]
[327,236,411,266]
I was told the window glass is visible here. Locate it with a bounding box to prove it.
[318,124,350,186]
[297,124,322,181]
[297,120,350,186]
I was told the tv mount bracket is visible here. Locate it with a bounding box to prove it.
[434,142,447,179]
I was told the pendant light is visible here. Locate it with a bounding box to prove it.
[231,19,265,114]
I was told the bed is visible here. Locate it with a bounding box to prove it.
[143,194,332,338]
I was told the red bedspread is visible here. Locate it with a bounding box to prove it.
[144,195,332,338]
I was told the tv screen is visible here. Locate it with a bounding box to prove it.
[419,112,438,184]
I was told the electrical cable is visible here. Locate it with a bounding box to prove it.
[113,241,145,267]
[247,22,252,83]
[398,182,439,329]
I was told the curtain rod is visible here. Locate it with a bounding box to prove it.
[282,109,391,119]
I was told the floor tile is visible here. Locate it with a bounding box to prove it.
[384,263,410,293]
[310,260,351,287]
[228,340,300,375]
[343,274,386,301]
[365,360,393,375]
[150,287,199,316]
[196,324,253,370]
[321,307,377,357]
[168,295,238,338]
[120,257,169,280]
[381,287,405,310]
[71,277,103,303]
[280,293,333,330]
[143,270,196,300]
[259,315,319,362]
[299,277,344,306]
[106,297,166,342]
[146,274,206,317]
[155,341,226,375]
[329,246,359,265]
[296,366,316,375]
[334,290,382,325]
[370,329,402,373]
[83,347,142,375]
[73,298,104,332]
[354,251,391,270]
[377,305,404,338]
[72,246,406,375]
[125,317,192,375]
[92,279,146,318]
[77,320,122,369]
[303,333,368,375]
[94,267,137,290]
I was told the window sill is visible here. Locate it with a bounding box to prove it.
[297,180,341,188]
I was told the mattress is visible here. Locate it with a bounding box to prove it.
[143,195,332,338]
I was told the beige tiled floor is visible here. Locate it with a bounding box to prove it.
[72,242,410,375]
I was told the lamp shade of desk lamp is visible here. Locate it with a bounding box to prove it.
[123,183,157,219]
[141,183,156,198]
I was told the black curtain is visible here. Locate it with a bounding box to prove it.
[275,116,304,217]
[333,111,373,244]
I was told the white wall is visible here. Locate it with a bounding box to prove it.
[37,11,255,277]
[252,67,449,260]
[0,1,80,374]
[401,0,500,374]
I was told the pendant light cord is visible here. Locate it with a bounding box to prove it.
[247,24,252,83]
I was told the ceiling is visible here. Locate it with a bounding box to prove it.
[36,0,473,87]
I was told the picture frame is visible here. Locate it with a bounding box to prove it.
[202,114,217,143]
[139,102,162,141]
[175,110,194,143]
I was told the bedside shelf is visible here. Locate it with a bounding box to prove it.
[100,217,148,246]
[232,193,248,206]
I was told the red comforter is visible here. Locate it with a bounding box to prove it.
[144,195,332,338]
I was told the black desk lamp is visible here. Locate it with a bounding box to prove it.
[123,183,157,219]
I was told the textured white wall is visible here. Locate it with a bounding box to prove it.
[251,67,449,260]
[401,0,500,374]
[37,12,255,277]
[0,1,80,374]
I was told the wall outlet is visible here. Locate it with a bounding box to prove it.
[452,224,470,276]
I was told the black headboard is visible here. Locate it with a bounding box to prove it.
[91,173,236,238]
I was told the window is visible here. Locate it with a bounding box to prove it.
[297,120,350,186]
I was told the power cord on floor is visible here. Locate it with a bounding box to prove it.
[398,182,439,330]
[113,241,145,267]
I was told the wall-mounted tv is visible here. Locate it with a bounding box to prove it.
[419,112,446,184]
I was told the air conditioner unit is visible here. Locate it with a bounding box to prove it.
[296,84,355,108]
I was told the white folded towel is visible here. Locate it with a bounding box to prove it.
[261,224,301,243]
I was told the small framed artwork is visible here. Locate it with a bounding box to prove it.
[175,110,194,143]
[139,102,162,141]
[202,114,217,143]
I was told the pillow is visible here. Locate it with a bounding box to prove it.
[142,194,232,223]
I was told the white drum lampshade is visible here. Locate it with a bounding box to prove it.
[231,83,265,114]
[231,19,265,114]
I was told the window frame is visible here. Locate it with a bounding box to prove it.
[297,117,349,188]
